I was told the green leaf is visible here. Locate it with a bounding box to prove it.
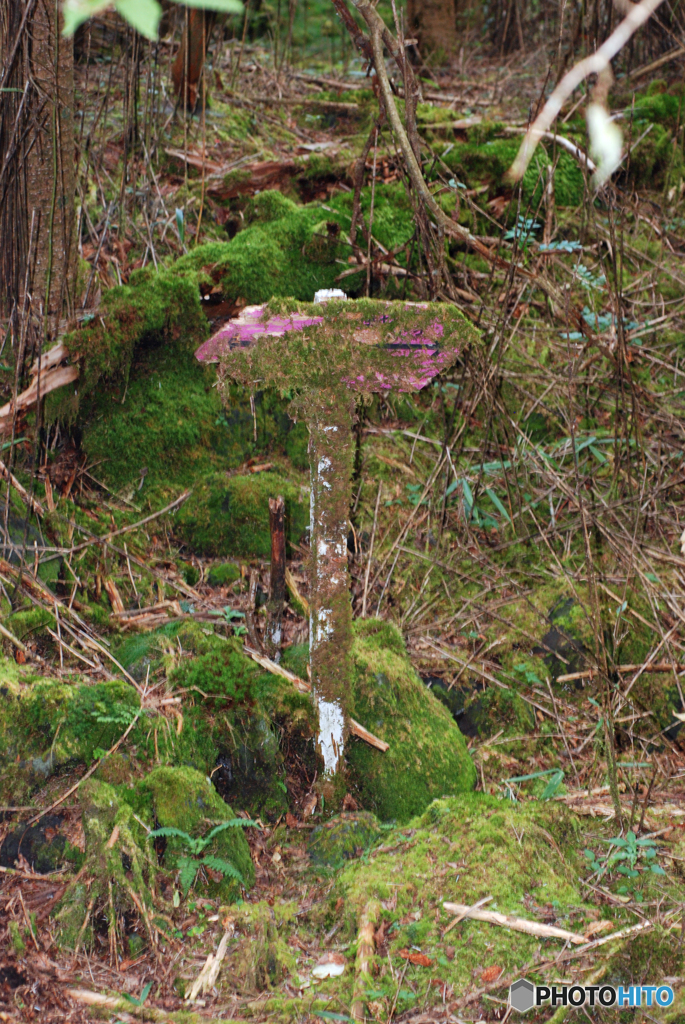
[115,0,162,39]
[485,487,511,523]
[462,479,474,516]
[176,208,185,246]
[540,769,565,800]
[312,1014,352,1022]
[170,0,243,10]
[650,864,666,875]
[62,0,111,36]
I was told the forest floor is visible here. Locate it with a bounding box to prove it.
[2,19,685,1024]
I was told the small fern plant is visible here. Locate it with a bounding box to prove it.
[149,818,256,894]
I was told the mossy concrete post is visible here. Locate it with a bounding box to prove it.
[307,388,355,773]
[196,296,478,781]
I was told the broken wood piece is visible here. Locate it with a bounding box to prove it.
[205,160,299,200]
[186,924,234,1001]
[103,578,125,615]
[242,644,389,752]
[0,459,45,516]
[348,718,389,752]
[442,894,493,936]
[351,899,381,1021]
[0,359,79,435]
[285,567,310,617]
[442,902,587,944]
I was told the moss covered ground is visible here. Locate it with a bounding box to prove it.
[1,28,685,1024]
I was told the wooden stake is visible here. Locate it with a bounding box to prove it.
[351,899,381,1020]
[265,495,286,662]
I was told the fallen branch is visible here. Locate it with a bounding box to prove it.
[348,718,389,752]
[442,902,587,944]
[442,894,493,937]
[243,645,389,751]
[0,345,79,435]
[503,126,596,173]
[66,989,168,1022]
[0,459,44,516]
[557,662,685,683]
[509,0,667,180]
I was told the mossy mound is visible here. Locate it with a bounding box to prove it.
[207,561,242,586]
[440,137,584,207]
[0,671,143,802]
[175,471,308,558]
[346,621,476,822]
[128,765,255,898]
[53,779,159,952]
[333,794,599,1015]
[228,900,297,993]
[176,191,349,303]
[55,266,208,420]
[308,811,381,869]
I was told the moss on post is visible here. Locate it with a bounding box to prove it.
[198,297,479,785]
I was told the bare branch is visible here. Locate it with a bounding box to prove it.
[508,0,666,181]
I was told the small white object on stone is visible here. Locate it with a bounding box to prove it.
[313,289,347,304]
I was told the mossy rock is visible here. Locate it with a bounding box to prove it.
[346,621,476,823]
[0,814,80,874]
[175,472,308,558]
[308,811,381,869]
[129,766,255,897]
[336,794,595,1009]
[0,672,143,801]
[207,561,241,586]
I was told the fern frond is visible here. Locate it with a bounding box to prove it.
[205,818,257,844]
[200,856,244,884]
[177,856,199,894]
[148,827,193,844]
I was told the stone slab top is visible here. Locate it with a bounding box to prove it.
[195,298,478,397]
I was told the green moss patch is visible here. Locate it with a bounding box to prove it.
[175,472,308,558]
[128,765,255,898]
[346,620,476,822]
[308,811,381,869]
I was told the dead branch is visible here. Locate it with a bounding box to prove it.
[509,0,667,181]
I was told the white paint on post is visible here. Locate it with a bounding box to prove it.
[317,696,345,775]
[309,416,348,775]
